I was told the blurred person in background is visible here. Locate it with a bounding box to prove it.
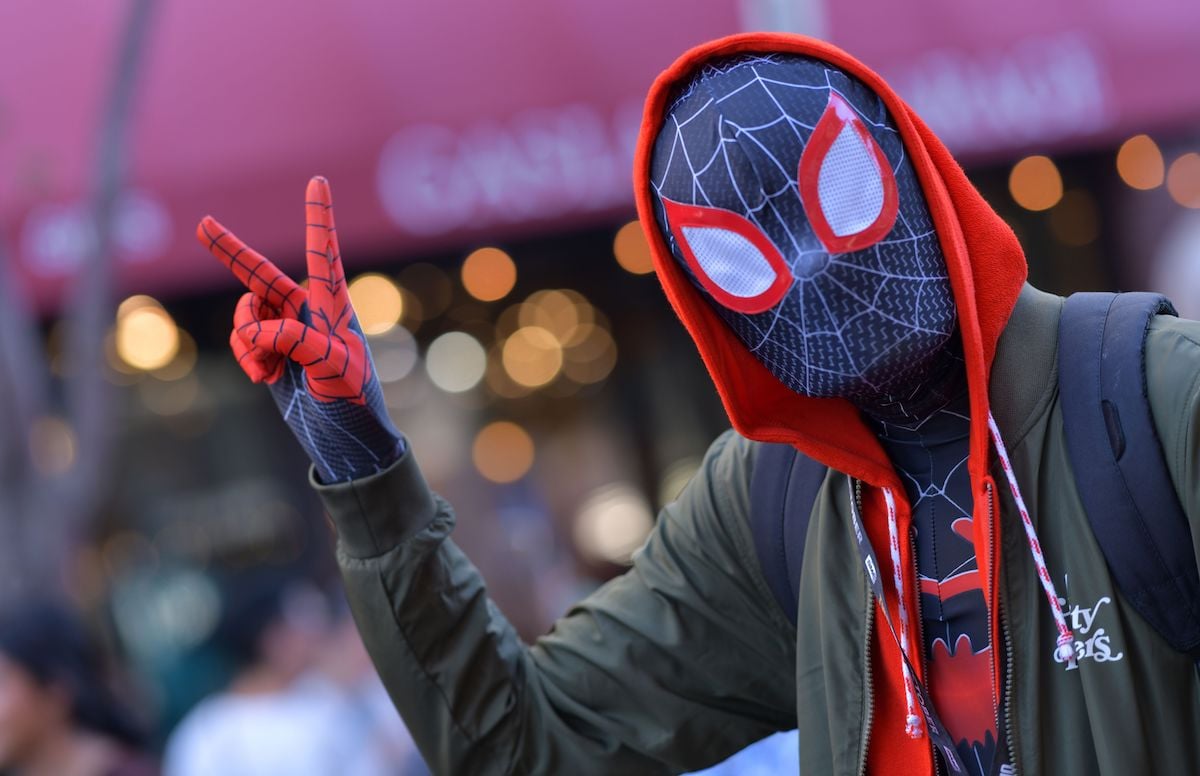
[0,600,157,776]
[164,572,427,776]
[163,570,324,775]
[196,30,1200,776]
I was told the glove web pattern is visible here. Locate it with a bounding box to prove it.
[199,177,403,483]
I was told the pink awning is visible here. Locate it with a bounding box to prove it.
[3,0,1197,307]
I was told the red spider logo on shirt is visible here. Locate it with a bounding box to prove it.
[930,634,996,750]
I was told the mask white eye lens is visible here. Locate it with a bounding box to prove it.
[820,123,885,235]
[680,225,776,296]
[798,92,899,253]
[661,198,793,314]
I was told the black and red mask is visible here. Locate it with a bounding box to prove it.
[649,54,957,406]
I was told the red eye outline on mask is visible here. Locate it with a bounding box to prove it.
[798,92,899,254]
[660,197,795,314]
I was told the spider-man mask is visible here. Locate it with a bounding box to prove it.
[649,54,957,404]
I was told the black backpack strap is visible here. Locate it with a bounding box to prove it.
[1058,291,1200,659]
[750,443,827,627]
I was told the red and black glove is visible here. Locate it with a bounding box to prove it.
[198,176,403,482]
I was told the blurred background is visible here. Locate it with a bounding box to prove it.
[0,0,1197,773]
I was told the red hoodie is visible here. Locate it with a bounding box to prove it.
[634,32,1029,774]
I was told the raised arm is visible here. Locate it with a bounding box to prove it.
[198,179,796,775]
[319,431,796,774]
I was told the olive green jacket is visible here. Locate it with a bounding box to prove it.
[316,287,1200,774]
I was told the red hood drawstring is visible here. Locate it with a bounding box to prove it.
[987,412,1078,668]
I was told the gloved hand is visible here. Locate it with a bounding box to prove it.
[197,176,404,483]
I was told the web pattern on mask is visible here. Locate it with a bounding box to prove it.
[649,54,957,403]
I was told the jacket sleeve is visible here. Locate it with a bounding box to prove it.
[1145,315,1200,564]
[313,429,798,776]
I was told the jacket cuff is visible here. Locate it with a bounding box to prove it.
[310,447,437,559]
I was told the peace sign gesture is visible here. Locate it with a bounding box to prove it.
[198,176,403,482]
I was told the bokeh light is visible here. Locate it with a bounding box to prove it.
[502,326,563,388]
[152,330,198,381]
[104,333,142,383]
[371,326,419,383]
[29,416,77,476]
[519,290,585,345]
[561,324,618,385]
[613,221,654,275]
[117,294,161,320]
[1009,155,1063,211]
[1167,152,1200,209]
[461,247,517,302]
[1047,189,1100,247]
[495,290,616,387]
[484,343,531,399]
[348,273,404,335]
[1116,134,1165,190]
[471,421,535,483]
[425,331,486,393]
[559,291,599,344]
[573,483,654,565]
[115,297,180,371]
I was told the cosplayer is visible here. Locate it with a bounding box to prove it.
[198,34,1200,776]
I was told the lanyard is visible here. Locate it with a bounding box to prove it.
[847,479,966,774]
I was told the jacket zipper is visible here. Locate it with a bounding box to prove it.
[987,480,1021,775]
[991,476,1019,775]
[1001,595,1018,775]
[985,482,1001,731]
[855,481,875,776]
